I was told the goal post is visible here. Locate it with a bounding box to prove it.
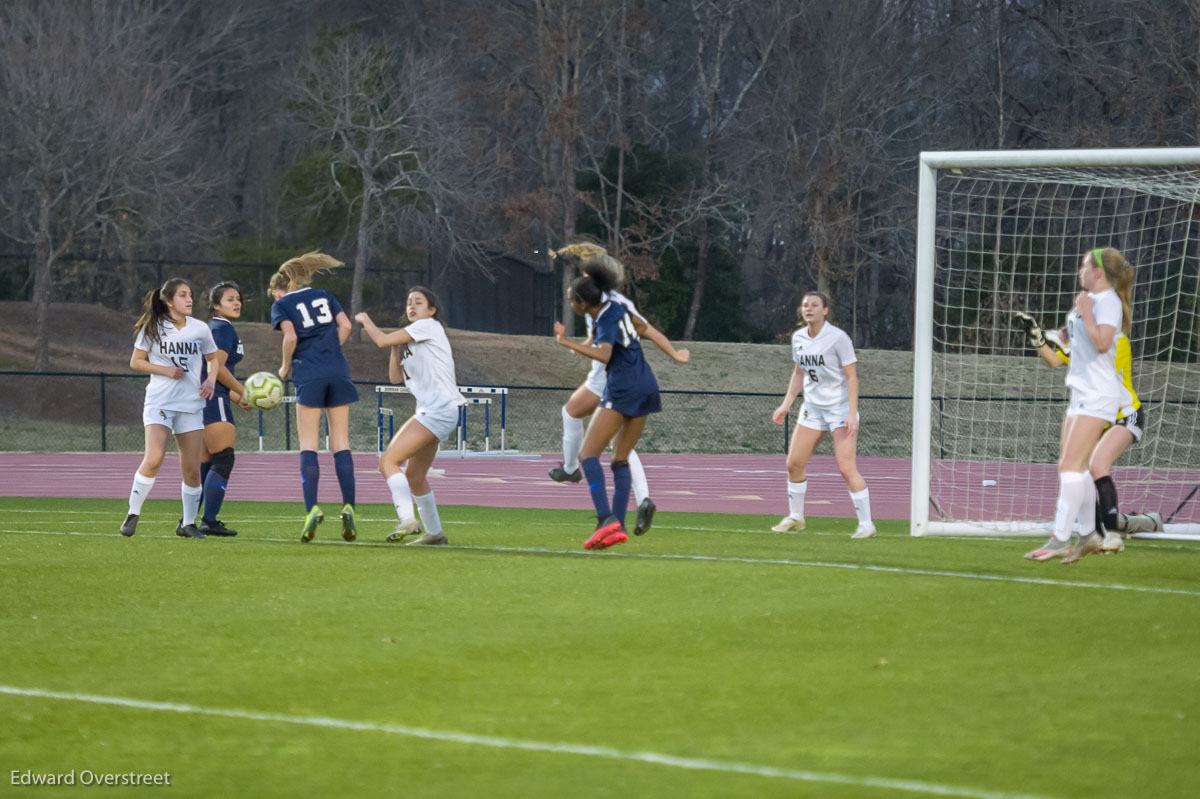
[912,148,1200,540]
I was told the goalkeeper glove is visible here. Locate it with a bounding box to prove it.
[1013,311,1046,349]
[1045,328,1070,359]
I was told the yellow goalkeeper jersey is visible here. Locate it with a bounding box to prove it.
[1058,332,1140,418]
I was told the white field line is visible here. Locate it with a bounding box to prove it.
[0,685,1052,799]
[1,526,1197,597]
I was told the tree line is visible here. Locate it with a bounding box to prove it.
[3,0,1199,370]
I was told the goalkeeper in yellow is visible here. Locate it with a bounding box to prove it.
[1015,306,1162,556]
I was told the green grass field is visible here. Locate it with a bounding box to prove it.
[1,497,1198,798]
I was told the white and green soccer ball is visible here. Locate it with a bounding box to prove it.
[244,371,284,410]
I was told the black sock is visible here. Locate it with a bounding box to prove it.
[1094,475,1118,533]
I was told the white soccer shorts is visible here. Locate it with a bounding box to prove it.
[143,406,205,434]
[797,400,857,432]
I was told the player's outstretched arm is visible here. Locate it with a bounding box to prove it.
[554,320,611,363]
[1013,311,1067,368]
[631,316,690,364]
[356,312,414,349]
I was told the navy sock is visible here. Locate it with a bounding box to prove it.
[610,460,631,525]
[202,471,227,523]
[581,456,611,520]
[198,461,211,513]
[300,450,319,511]
[333,449,356,507]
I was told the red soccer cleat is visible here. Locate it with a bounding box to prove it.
[584,516,623,550]
[596,530,628,549]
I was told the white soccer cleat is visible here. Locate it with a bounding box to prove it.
[1025,537,1071,562]
[851,522,876,539]
[406,531,448,547]
[386,517,422,543]
[1101,531,1124,554]
[771,515,805,533]
[1062,531,1104,564]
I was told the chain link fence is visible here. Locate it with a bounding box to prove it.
[0,371,916,456]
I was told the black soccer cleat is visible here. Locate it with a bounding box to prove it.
[197,518,238,537]
[633,498,656,536]
[119,514,139,537]
[548,464,583,483]
[175,520,206,539]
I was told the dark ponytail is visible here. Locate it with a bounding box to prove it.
[569,258,624,307]
[134,278,190,348]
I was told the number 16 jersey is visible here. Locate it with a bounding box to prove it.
[791,322,857,409]
[271,287,351,383]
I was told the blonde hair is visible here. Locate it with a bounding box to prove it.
[275,251,343,292]
[551,242,625,288]
[1093,246,1134,336]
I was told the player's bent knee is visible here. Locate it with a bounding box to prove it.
[210,447,235,480]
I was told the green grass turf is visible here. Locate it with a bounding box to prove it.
[1,497,1198,799]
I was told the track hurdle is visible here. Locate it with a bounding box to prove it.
[376,385,507,455]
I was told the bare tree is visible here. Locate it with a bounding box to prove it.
[0,0,238,369]
[285,28,502,314]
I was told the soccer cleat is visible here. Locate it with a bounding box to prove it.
[300,506,324,543]
[119,513,139,537]
[771,515,805,533]
[340,504,357,542]
[548,464,583,483]
[1024,537,1071,561]
[1101,531,1125,554]
[386,517,423,543]
[851,522,877,539]
[633,498,656,536]
[584,515,624,550]
[405,531,448,546]
[1062,531,1104,564]
[197,518,238,537]
[175,520,206,539]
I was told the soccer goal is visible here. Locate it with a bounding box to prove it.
[912,148,1200,539]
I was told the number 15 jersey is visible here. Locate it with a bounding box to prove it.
[791,322,857,409]
[271,287,351,383]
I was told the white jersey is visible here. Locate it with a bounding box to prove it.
[1064,289,1123,404]
[134,317,218,413]
[791,322,857,409]
[400,318,466,414]
[585,290,647,380]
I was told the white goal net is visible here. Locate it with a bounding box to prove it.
[912,149,1200,539]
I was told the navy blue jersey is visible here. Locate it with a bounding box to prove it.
[200,317,243,397]
[271,287,350,383]
[592,301,659,405]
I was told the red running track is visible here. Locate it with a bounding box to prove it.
[0,452,914,520]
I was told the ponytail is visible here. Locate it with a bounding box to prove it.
[276,251,343,292]
[1094,247,1134,336]
[556,242,626,307]
[133,278,190,348]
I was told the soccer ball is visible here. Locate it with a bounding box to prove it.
[244,371,284,410]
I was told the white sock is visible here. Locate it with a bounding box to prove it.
[413,492,443,536]
[787,479,807,519]
[128,472,156,516]
[562,406,584,473]
[1053,471,1088,542]
[386,472,416,522]
[849,487,872,525]
[1078,472,1097,536]
[628,449,649,505]
[181,482,203,526]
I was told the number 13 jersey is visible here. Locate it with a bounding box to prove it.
[791,322,857,409]
[271,287,351,383]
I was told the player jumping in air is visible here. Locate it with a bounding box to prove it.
[269,252,358,544]
[547,242,689,536]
